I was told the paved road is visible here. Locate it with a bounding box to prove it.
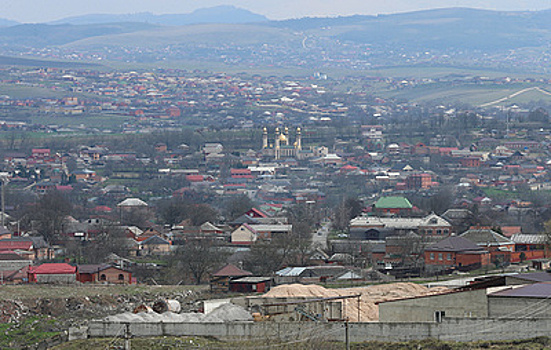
[312,221,331,250]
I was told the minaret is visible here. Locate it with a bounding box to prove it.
[262,127,268,149]
[284,127,290,146]
[296,127,302,151]
[275,127,281,160]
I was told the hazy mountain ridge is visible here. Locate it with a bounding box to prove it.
[0,18,19,27]
[3,7,551,70]
[0,22,159,47]
[49,6,268,26]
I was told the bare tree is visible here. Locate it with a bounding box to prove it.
[30,191,72,244]
[171,239,227,284]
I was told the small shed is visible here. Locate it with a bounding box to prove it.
[210,264,252,293]
[230,277,272,293]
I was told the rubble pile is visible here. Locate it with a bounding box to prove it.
[104,303,252,323]
[0,289,200,328]
[263,282,448,322]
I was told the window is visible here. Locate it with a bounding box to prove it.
[447,253,451,261]
[438,253,443,261]
[100,274,106,281]
[118,274,124,281]
[444,229,449,235]
[430,253,435,260]
[435,311,446,323]
[437,229,442,235]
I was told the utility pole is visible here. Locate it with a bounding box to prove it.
[344,320,350,350]
[0,173,9,228]
[124,323,131,350]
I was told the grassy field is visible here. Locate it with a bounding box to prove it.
[380,82,551,106]
[0,284,206,300]
[51,336,551,350]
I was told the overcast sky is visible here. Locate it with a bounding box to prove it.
[4,0,551,23]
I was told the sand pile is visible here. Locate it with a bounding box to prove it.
[204,303,253,323]
[264,283,448,322]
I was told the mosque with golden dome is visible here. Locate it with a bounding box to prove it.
[262,127,303,160]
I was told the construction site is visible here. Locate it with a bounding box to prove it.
[77,280,551,345]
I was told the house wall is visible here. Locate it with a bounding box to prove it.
[78,273,95,283]
[378,289,488,322]
[231,227,256,245]
[488,297,551,318]
[97,267,132,284]
[141,244,171,255]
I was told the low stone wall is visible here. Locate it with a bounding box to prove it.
[86,317,551,343]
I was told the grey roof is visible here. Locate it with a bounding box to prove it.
[442,209,473,220]
[78,264,127,274]
[141,235,170,245]
[459,228,514,246]
[489,283,551,298]
[230,277,271,283]
[2,237,49,248]
[426,236,484,252]
[511,234,547,245]
[0,253,27,261]
[508,272,551,283]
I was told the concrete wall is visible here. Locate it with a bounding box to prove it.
[36,274,76,283]
[379,289,488,322]
[488,296,551,318]
[87,317,551,343]
[0,260,31,271]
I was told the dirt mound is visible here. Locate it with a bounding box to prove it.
[264,283,448,322]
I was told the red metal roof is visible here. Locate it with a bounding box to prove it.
[212,264,252,277]
[28,263,76,275]
[0,241,32,251]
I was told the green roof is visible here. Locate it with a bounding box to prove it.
[374,196,412,209]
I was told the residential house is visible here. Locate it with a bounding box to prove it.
[231,224,258,245]
[77,264,133,284]
[28,263,77,283]
[373,196,413,215]
[210,263,252,293]
[424,236,490,272]
[139,235,171,255]
[350,213,452,238]
[459,227,515,265]
[0,237,54,261]
[510,234,548,262]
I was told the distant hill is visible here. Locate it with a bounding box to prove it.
[0,18,19,27]
[33,7,551,51]
[0,55,101,68]
[50,6,268,26]
[64,23,299,49]
[0,22,158,46]
[5,7,551,70]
